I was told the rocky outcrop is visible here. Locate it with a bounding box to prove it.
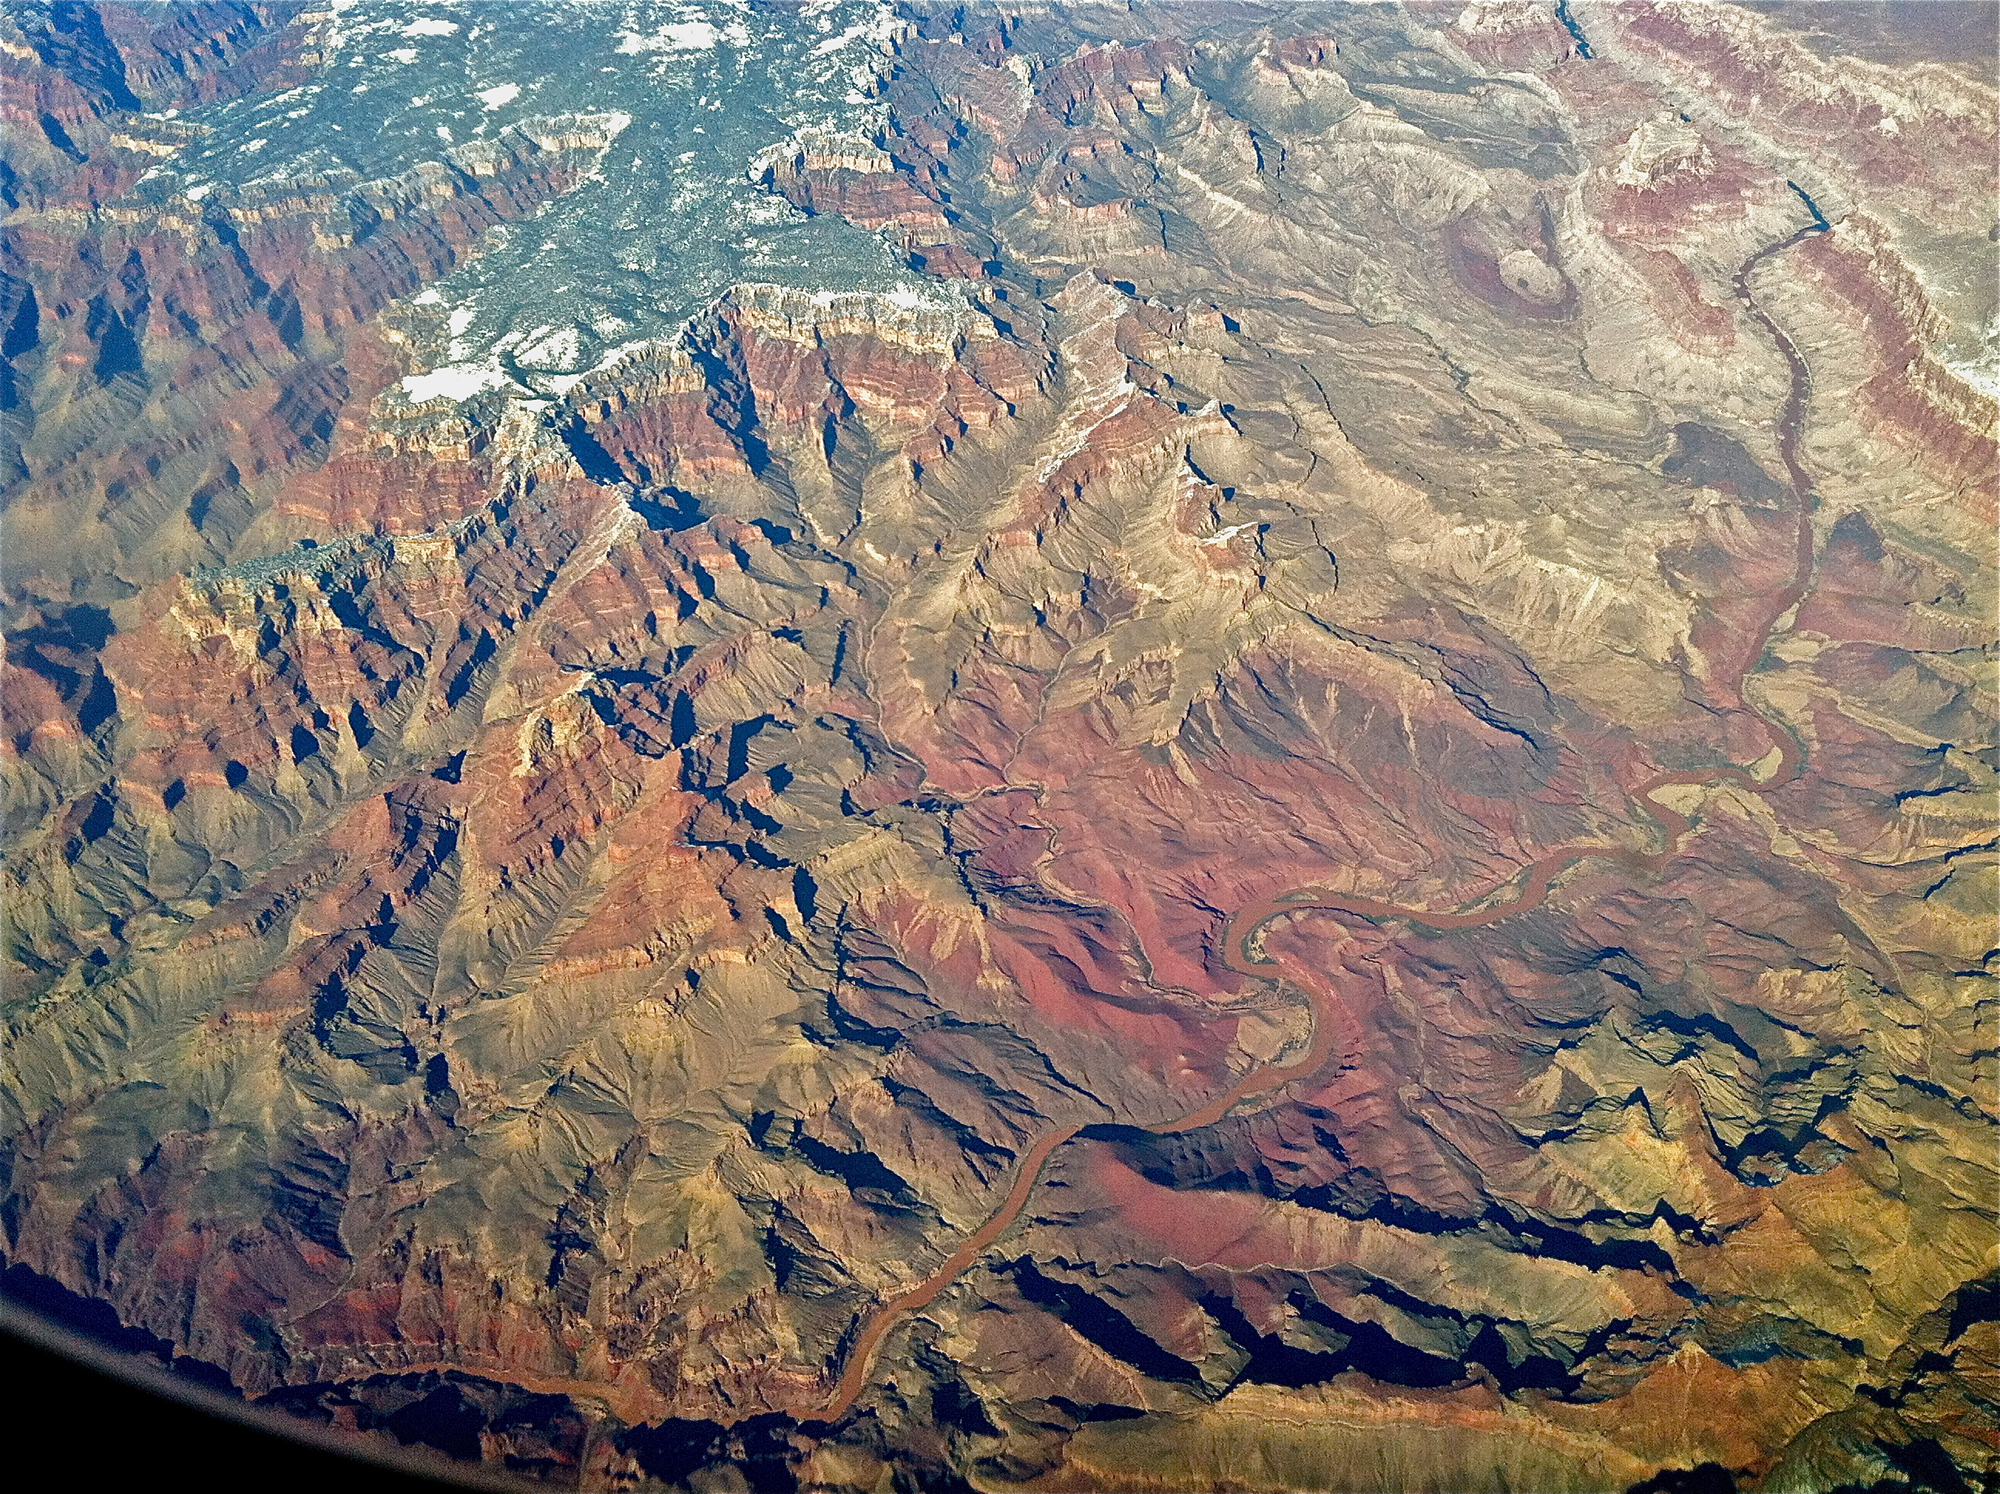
[2,4,1994,1492]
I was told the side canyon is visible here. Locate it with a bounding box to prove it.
[2,4,1995,1491]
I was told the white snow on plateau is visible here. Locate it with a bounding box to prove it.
[399,360,511,402]
[1200,523,1258,547]
[517,326,584,367]
[810,12,896,58]
[1945,351,2000,401]
[616,22,723,54]
[158,0,929,389]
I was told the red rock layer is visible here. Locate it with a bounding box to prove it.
[2,6,1994,1492]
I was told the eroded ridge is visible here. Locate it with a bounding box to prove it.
[810,208,1836,1427]
[6,4,1994,1485]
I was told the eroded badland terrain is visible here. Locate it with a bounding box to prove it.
[1,2,1996,1490]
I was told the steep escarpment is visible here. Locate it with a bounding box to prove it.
[2,6,631,884]
[2,4,1994,1492]
[2,109,628,590]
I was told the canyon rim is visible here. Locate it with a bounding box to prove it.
[1,2,1996,1491]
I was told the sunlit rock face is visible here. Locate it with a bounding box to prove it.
[2,3,1994,1491]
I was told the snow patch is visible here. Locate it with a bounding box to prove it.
[401,17,458,37]
[399,360,510,403]
[809,8,896,59]
[1944,352,2000,401]
[1200,523,1258,547]
[616,21,721,54]
[517,326,583,368]
[881,284,941,311]
[476,83,520,110]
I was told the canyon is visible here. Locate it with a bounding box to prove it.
[2,3,1995,1492]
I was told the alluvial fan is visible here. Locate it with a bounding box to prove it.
[2,2,1995,1491]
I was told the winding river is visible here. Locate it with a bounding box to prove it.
[811,211,1831,1426]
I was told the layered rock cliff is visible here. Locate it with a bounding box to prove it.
[2,4,1994,1492]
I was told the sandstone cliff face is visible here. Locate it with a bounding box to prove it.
[2,4,1994,1492]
